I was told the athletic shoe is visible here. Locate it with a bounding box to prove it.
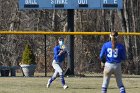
[63,85,68,89]
[46,79,51,88]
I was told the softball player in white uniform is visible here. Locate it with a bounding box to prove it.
[100,31,126,93]
[47,37,68,89]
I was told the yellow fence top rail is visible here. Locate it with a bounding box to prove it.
[0,31,140,35]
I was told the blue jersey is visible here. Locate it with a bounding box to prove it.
[53,45,67,63]
[100,41,126,63]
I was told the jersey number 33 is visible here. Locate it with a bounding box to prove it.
[107,48,118,58]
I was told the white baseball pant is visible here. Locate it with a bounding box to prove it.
[102,62,124,89]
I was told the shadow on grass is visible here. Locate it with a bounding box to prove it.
[108,86,139,89]
[74,75,140,78]
[56,86,96,90]
[71,87,96,89]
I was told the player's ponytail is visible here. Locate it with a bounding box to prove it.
[110,31,118,50]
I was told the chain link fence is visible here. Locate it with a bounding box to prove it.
[0,34,140,77]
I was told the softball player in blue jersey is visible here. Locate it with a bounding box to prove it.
[100,31,126,93]
[47,37,68,89]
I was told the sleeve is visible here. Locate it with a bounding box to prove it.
[54,47,60,59]
[99,44,106,63]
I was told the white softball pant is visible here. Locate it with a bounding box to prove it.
[52,60,63,78]
[49,60,66,86]
[102,62,124,88]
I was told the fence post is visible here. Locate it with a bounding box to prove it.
[44,35,47,77]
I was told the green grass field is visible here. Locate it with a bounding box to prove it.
[0,76,140,93]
